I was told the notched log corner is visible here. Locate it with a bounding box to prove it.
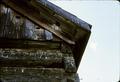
[63,57,77,73]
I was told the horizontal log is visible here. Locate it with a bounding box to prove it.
[0,48,72,68]
[0,67,65,82]
[0,67,79,82]
[0,39,61,49]
[0,57,63,68]
[0,67,65,75]
[0,49,63,59]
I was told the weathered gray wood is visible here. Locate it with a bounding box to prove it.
[0,9,26,39]
[0,67,80,82]
[32,0,91,31]
[0,48,73,68]
[0,4,63,42]
[0,39,61,49]
[31,0,90,40]
[1,0,92,69]
[63,57,77,73]
[0,57,63,68]
[0,67,65,82]
[1,0,75,44]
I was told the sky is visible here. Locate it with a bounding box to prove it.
[49,0,120,82]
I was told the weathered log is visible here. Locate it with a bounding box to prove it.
[0,57,63,68]
[0,48,71,58]
[0,67,65,82]
[0,67,80,82]
[0,39,61,49]
[0,48,72,68]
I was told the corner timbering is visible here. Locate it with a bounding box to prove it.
[63,57,77,73]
